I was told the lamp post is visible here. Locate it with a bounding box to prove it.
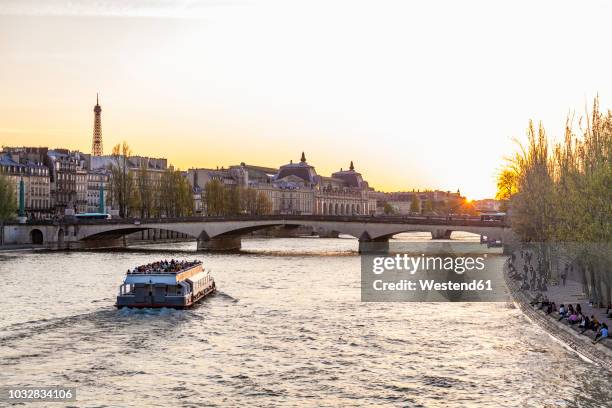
[18,177,26,224]
[98,182,105,214]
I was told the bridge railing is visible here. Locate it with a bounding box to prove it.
[11,214,508,228]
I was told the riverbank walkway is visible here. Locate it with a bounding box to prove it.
[504,253,612,369]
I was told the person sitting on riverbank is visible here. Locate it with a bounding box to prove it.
[537,296,550,310]
[530,293,544,306]
[579,314,590,331]
[546,302,556,315]
[593,323,609,344]
[586,315,601,334]
[568,311,580,325]
[606,303,612,318]
[559,304,575,322]
[558,304,567,321]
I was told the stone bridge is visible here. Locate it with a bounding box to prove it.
[2,215,513,253]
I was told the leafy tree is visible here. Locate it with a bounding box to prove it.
[0,174,17,245]
[158,169,194,217]
[498,97,612,304]
[410,194,420,214]
[205,179,225,216]
[225,186,241,215]
[495,168,518,200]
[255,191,272,215]
[136,162,154,218]
[109,141,135,218]
[383,202,395,215]
[241,188,258,214]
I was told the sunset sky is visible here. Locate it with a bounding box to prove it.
[1,0,611,199]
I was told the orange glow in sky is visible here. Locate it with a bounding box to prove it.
[1,0,611,199]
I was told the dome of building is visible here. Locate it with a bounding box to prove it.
[275,152,318,184]
[331,161,365,188]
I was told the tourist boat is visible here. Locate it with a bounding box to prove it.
[116,260,216,308]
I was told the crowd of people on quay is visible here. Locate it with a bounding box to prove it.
[508,250,610,345]
[128,259,201,275]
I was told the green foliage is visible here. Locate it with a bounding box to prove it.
[255,191,272,215]
[109,141,135,218]
[410,194,420,214]
[0,174,17,221]
[495,168,518,200]
[158,169,194,217]
[499,97,612,303]
[205,180,226,216]
[109,141,193,218]
[383,202,395,215]
[205,182,272,216]
[421,200,433,214]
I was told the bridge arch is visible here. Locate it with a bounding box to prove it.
[210,223,293,238]
[30,229,43,245]
[366,226,502,241]
[78,226,199,241]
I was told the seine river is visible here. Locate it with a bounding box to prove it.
[1,233,611,407]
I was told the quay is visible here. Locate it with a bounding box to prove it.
[504,258,612,370]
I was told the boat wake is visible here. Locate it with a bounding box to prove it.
[0,309,117,344]
[214,291,239,302]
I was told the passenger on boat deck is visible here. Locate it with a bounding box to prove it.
[129,259,200,274]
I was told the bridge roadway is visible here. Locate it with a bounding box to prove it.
[3,215,513,253]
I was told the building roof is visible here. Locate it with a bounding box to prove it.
[276,152,318,183]
[331,161,365,188]
[0,154,23,167]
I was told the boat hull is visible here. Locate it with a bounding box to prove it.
[115,284,216,309]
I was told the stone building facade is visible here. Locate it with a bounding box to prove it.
[186,153,376,216]
[374,189,465,215]
[0,153,51,219]
[87,169,110,213]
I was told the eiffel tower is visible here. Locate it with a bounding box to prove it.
[92,93,103,156]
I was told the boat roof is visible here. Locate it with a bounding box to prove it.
[186,271,209,284]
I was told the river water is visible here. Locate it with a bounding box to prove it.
[1,233,611,407]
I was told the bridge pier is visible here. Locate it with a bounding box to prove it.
[315,227,340,238]
[431,229,452,240]
[358,231,390,254]
[358,239,389,254]
[197,235,241,252]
